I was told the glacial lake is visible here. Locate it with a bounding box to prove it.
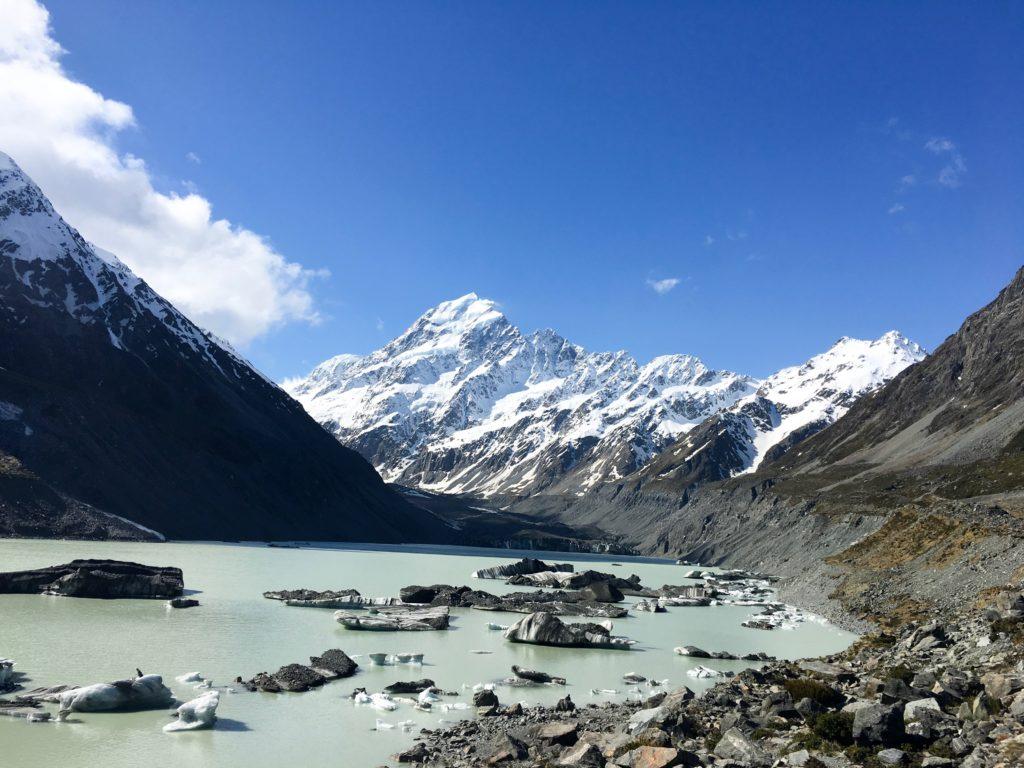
[0,539,856,767]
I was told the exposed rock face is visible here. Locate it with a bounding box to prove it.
[503,612,634,649]
[0,152,447,544]
[472,558,575,580]
[396,583,629,618]
[56,675,173,713]
[334,605,451,631]
[308,649,359,679]
[512,665,566,685]
[0,560,183,599]
[384,679,436,694]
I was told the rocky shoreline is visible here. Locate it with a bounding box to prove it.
[398,588,1024,767]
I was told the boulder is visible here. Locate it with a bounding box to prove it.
[473,688,499,707]
[713,727,767,765]
[673,646,711,658]
[557,741,603,767]
[396,741,429,763]
[613,746,689,768]
[266,664,326,692]
[511,665,566,685]
[877,748,907,765]
[798,659,855,682]
[0,560,183,599]
[503,612,634,649]
[556,694,576,711]
[904,697,941,722]
[537,720,579,747]
[385,679,436,694]
[578,581,624,603]
[167,597,199,609]
[852,703,905,745]
[486,733,528,763]
[308,649,358,679]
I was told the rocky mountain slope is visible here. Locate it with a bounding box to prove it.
[0,151,448,543]
[544,266,1024,629]
[288,296,922,502]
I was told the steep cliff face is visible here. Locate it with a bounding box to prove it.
[0,152,448,543]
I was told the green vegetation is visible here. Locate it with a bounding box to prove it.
[784,678,844,708]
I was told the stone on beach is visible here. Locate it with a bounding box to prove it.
[163,690,219,732]
[334,605,450,631]
[503,611,635,649]
[57,674,174,713]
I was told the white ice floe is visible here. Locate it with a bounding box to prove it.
[375,718,395,730]
[57,675,173,713]
[486,622,508,631]
[418,688,442,705]
[370,693,397,712]
[687,665,726,679]
[175,672,204,684]
[163,691,219,732]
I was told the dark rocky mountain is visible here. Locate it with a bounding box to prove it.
[0,152,448,543]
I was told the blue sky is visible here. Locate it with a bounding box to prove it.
[35,1,1024,378]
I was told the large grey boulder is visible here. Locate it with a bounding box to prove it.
[503,612,634,649]
[713,727,767,765]
[852,702,905,745]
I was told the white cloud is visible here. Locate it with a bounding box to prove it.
[646,277,680,295]
[888,203,905,214]
[185,151,201,164]
[0,0,322,346]
[375,317,385,332]
[924,137,967,188]
[899,174,916,188]
[703,234,714,246]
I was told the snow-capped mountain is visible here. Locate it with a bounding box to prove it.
[288,295,925,499]
[633,332,927,491]
[0,151,445,542]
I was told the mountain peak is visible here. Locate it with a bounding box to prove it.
[421,293,504,328]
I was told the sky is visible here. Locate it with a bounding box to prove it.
[1,0,1021,380]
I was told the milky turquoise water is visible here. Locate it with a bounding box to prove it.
[0,539,855,767]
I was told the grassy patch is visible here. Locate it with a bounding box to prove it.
[784,678,844,709]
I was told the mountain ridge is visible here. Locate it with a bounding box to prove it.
[0,151,448,543]
[287,293,924,502]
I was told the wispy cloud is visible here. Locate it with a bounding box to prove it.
[899,174,916,188]
[185,151,201,165]
[703,234,715,246]
[375,317,385,332]
[924,137,967,188]
[646,277,680,295]
[726,230,748,241]
[888,203,905,215]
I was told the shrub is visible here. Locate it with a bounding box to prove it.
[784,678,844,708]
[811,712,854,745]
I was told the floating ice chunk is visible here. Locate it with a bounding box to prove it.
[589,688,619,695]
[375,718,395,730]
[469,650,492,654]
[418,687,442,705]
[176,672,204,684]
[163,691,219,732]
[354,691,372,706]
[368,653,389,666]
[486,622,508,631]
[58,675,173,713]
[193,680,212,690]
[370,693,397,711]
[442,702,468,711]
[687,665,725,679]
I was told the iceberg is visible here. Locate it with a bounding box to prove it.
[163,691,219,732]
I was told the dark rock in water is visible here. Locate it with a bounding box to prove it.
[308,649,358,679]
[395,741,429,763]
[168,597,199,608]
[0,560,183,599]
[266,664,326,692]
[555,694,576,711]
[473,688,499,707]
[577,581,624,603]
[263,588,359,602]
[472,558,573,580]
[400,584,442,603]
[503,611,634,649]
[385,679,436,694]
[511,665,566,685]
